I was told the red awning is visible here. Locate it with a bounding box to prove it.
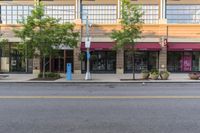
[81,42,115,51]
[81,42,161,51]
[168,43,200,51]
[135,42,161,51]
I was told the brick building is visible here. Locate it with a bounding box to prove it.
[1,0,200,74]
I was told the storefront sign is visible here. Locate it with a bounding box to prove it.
[85,38,91,48]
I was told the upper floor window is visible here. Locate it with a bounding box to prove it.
[167,5,200,24]
[0,5,75,24]
[0,5,33,24]
[81,5,117,24]
[141,5,159,24]
[44,5,75,23]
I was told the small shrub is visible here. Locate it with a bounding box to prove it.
[150,69,159,80]
[150,69,159,75]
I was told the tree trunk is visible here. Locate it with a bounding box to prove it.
[42,55,45,79]
[132,51,135,80]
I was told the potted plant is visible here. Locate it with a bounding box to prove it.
[90,54,98,61]
[160,70,170,80]
[141,70,149,79]
[188,72,200,80]
[78,53,85,61]
[150,69,159,80]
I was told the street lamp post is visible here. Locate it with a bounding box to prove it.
[85,14,91,80]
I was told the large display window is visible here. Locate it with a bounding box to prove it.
[167,52,200,72]
[124,51,159,73]
[81,51,116,73]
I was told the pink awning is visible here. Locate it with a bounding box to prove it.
[81,42,115,51]
[168,43,200,51]
[135,42,161,51]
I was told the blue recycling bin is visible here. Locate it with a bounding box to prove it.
[66,63,72,80]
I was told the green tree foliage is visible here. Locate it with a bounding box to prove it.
[111,0,143,79]
[14,3,79,78]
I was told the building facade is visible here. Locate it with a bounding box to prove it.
[1,0,200,74]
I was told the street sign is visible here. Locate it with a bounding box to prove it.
[85,38,91,48]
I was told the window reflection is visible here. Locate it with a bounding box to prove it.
[82,5,117,24]
[0,5,75,24]
[167,5,200,24]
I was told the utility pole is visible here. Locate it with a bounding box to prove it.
[85,14,91,80]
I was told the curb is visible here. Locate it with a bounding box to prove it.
[0,80,200,83]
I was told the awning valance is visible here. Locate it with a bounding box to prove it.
[81,42,115,51]
[81,42,161,51]
[168,43,200,51]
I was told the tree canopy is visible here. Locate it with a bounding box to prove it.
[14,3,80,78]
[14,3,80,58]
[111,0,143,79]
[111,0,143,49]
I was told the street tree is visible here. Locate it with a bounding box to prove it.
[14,3,79,78]
[111,0,143,79]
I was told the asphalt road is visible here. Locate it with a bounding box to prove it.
[0,83,200,133]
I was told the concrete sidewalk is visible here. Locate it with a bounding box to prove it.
[57,73,195,83]
[0,73,199,83]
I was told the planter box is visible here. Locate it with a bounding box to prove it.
[188,73,200,80]
[150,74,159,80]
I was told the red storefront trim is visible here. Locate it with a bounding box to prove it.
[81,42,161,51]
[81,42,115,51]
[168,43,200,51]
[135,42,161,51]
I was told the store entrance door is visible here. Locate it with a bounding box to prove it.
[181,55,192,72]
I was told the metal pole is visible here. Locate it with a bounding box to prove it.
[85,14,91,80]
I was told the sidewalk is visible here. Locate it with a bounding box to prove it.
[0,73,199,83]
[57,73,195,83]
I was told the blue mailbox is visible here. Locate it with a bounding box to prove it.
[66,63,72,80]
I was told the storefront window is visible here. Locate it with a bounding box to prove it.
[167,5,200,24]
[167,52,200,72]
[192,52,200,71]
[124,51,159,73]
[167,52,182,72]
[81,51,116,73]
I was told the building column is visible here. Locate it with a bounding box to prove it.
[75,0,82,24]
[116,49,124,74]
[159,0,167,24]
[73,44,81,74]
[117,0,121,23]
[159,37,167,71]
[32,0,41,75]
[34,0,39,6]
[33,57,40,75]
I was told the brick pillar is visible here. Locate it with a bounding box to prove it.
[73,42,81,74]
[32,57,40,75]
[159,37,167,71]
[73,19,82,74]
[116,49,124,74]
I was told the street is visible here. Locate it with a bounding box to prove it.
[0,83,200,133]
